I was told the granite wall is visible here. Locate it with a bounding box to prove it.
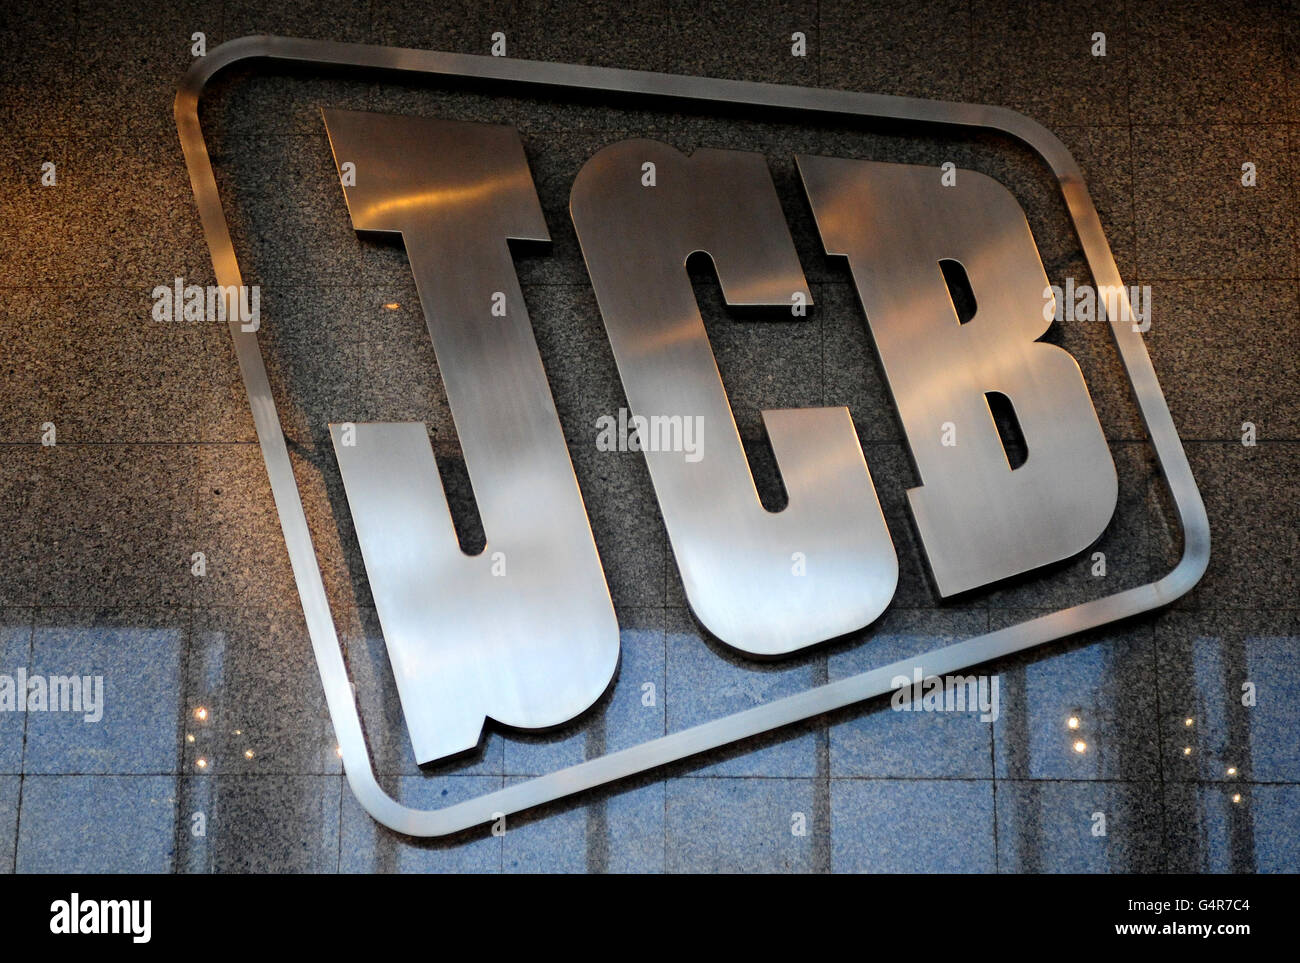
[0,0,1296,872]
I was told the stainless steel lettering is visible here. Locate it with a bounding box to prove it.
[798,156,1118,596]
[177,39,1208,836]
[322,109,619,763]
[572,139,897,655]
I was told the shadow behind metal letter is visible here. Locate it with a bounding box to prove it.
[571,139,897,656]
[322,109,619,764]
[798,157,1117,596]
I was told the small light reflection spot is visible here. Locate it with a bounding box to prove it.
[1072,740,1087,754]
[194,706,208,722]
[196,757,209,770]
[1067,716,1080,730]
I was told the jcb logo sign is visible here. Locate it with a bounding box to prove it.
[323,108,1116,761]
[178,38,1207,836]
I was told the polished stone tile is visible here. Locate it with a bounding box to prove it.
[288,444,371,615]
[524,0,675,72]
[192,443,297,609]
[971,1,1129,127]
[227,0,369,41]
[504,777,664,873]
[699,278,824,439]
[33,444,197,607]
[24,287,231,444]
[370,0,541,60]
[819,282,903,443]
[504,609,664,776]
[666,776,815,872]
[603,613,669,753]
[1054,124,1137,289]
[1155,610,1300,783]
[1144,280,1300,440]
[996,780,1165,873]
[0,448,45,608]
[1289,10,1300,123]
[526,284,628,449]
[666,607,818,777]
[1238,623,1300,783]
[1156,442,1300,611]
[500,788,588,874]
[213,0,371,140]
[828,609,991,779]
[1247,785,1300,874]
[968,0,1127,25]
[990,612,1160,780]
[668,0,818,84]
[16,774,177,872]
[600,779,666,873]
[1165,782,1300,874]
[0,613,32,773]
[215,132,373,290]
[0,289,60,443]
[184,606,341,775]
[188,774,341,873]
[255,285,364,448]
[0,775,17,871]
[367,72,596,143]
[0,141,70,290]
[370,1,674,133]
[1039,129,1145,444]
[831,779,995,873]
[48,137,213,289]
[340,775,502,873]
[23,608,184,775]
[1128,0,1291,125]
[570,440,667,612]
[175,775,214,872]
[0,1,80,137]
[76,0,224,139]
[201,329,260,444]
[819,0,971,101]
[1133,125,1297,281]
[357,318,452,431]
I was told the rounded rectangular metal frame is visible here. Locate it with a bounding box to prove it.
[175,35,1210,838]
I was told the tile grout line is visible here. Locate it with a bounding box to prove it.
[170,603,198,874]
[661,605,668,873]
[1148,617,1171,873]
[9,616,35,872]
[987,604,999,872]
